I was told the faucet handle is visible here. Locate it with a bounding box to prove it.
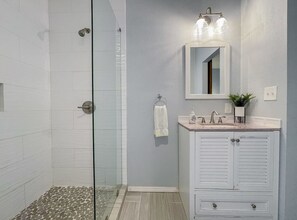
[197,116,206,124]
[218,116,226,124]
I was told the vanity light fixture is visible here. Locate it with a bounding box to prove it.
[196,7,227,36]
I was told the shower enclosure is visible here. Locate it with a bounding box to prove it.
[4,0,123,219]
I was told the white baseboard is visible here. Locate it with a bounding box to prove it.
[128,186,179,193]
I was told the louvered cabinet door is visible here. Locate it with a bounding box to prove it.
[195,132,234,189]
[234,132,274,191]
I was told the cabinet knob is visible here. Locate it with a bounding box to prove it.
[231,138,235,142]
[212,203,217,209]
[236,139,240,143]
[251,204,257,209]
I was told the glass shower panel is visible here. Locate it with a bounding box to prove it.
[92,0,122,219]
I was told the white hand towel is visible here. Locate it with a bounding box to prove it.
[154,105,169,137]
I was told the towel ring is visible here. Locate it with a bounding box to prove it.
[154,94,167,107]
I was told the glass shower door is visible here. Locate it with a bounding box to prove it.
[92,0,122,219]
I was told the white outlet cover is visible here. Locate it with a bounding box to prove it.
[264,86,277,101]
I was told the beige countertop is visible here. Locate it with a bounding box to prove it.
[178,116,281,132]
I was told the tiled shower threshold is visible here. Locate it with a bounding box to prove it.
[108,185,127,220]
[11,185,127,220]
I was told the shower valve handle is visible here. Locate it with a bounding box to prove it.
[77,101,95,114]
[78,106,91,109]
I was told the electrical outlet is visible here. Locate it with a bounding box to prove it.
[225,103,232,114]
[264,86,277,101]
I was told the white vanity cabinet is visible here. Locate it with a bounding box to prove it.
[178,125,280,220]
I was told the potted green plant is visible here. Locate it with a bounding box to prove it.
[229,93,255,123]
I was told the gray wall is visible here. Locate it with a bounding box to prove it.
[127,0,241,187]
[285,0,297,219]
[241,0,287,219]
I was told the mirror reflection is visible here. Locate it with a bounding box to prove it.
[190,47,224,95]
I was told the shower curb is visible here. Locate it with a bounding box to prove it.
[108,185,127,220]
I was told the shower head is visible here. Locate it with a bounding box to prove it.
[78,28,91,37]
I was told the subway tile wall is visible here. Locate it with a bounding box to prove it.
[49,0,127,186]
[92,0,125,187]
[109,0,127,185]
[49,0,93,186]
[0,1,52,219]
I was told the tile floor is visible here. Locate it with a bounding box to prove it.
[119,192,187,220]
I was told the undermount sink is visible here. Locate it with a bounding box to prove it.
[199,123,238,127]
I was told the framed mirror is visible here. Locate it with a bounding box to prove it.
[185,41,230,99]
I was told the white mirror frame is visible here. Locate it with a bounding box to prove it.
[185,41,231,99]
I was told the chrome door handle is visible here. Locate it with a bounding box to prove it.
[77,101,95,114]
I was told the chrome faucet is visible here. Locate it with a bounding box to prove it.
[209,111,219,123]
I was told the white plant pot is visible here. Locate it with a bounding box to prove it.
[235,107,245,117]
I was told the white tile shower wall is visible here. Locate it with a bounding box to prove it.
[49,0,93,186]
[93,0,122,187]
[120,26,127,184]
[49,0,126,187]
[109,0,127,185]
[0,1,52,219]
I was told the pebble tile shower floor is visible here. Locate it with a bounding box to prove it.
[12,186,115,220]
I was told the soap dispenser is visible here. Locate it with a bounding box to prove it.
[189,110,196,124]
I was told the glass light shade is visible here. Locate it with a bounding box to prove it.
[216,16,227,28]
[196,17,208,29]
[196,16,208,36]
[216,15,227,34]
